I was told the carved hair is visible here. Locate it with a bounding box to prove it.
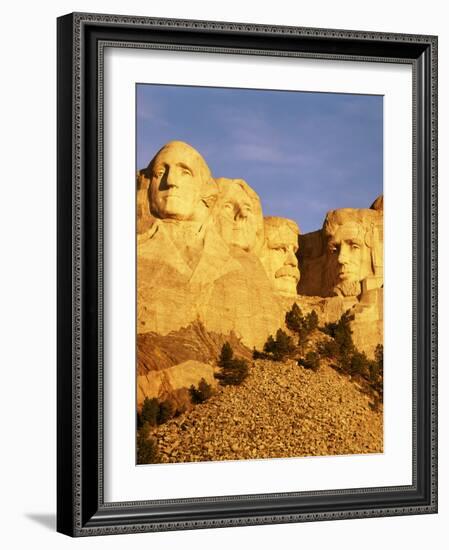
[323,208,381,249]
[264,216,300,237]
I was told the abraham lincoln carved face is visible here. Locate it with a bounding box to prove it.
[323,209,380,297]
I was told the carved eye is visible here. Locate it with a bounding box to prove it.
[350,243,361,250]
[182,169,192,176]
[223,203,233,210]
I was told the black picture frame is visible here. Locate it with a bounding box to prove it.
[57,12,438,537]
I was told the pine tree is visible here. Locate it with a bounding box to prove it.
[157,399,176,424]
[189,378,214,404]
[299,351,320,371]
[215,342,249,386]
[219,342,233,367]
[140,397,160,426]
[285,303,303,333]
[273,328,295,360]
[263,335,277,355]
[306,310,319,331]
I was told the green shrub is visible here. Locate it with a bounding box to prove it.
[273,329,295,360]
[285,303,303,333]
[319,312,383,398]
[263,335,277,355]
[321,321,338,338]
[375,344,384,373]
[157,398,176,424]
[252,348,269,360]
[321,311,355,368]
[306,310,319,332]
[189,378,214,404]
[371,344,384,397]
[299,351,320,372]
[317,339,340,360]
[285,304,319,348]
[261,329,295,361]
[348,350,371,378]
[136,422,159,464]
[218,341,233,367]
[140,397,160,427]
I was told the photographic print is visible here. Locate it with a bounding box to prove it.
[135,83,384,465]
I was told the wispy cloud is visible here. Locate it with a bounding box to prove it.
[209,105,310,166]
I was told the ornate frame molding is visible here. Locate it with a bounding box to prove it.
[57,12,437,537]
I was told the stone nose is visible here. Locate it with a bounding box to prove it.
[234,205,248,220]
[285,248,298,267]
[337,243,351,264]
[164,167,178,188]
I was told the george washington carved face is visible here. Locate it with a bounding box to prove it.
[147,141,216,222]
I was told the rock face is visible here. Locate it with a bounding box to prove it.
[137,142,286,349]
[137,140,384,408]
[370,194,384,211]
[137,321,253,409]
[137,321,252,376]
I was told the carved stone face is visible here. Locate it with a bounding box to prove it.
[215,179,264,252]
[325,220,372,296]
[148,142,213,222]
[261,218,300,296]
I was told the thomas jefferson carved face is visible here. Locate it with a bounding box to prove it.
[147,141,215,222]
[261,217,300,296]
[215,178,264,253]
[324,209,378,297]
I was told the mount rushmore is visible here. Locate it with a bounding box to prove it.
[136,141,383,406]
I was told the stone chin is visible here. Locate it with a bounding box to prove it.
[219,224,257,252]
[161,197,193,220]
[273,274,300,296]
[152,195,203,222]
[331,279,362,298]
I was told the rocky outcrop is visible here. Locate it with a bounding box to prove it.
[137,360,218,409]
[153,359,383,463]
[137,321,252,376]
[136,321,252,408]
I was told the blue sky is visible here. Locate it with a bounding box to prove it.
[136,84,383,234]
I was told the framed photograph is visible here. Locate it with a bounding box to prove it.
[57,12,438,536]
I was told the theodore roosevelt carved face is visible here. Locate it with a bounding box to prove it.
[147,141,216,222]
[260,217,300,296]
